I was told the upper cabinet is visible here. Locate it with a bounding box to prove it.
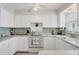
[14,15,23,27]
[42,14,57,27]
[14,14,57,28]
[0,8,14,27]
[14,15,31,27]
[42,15,51,27]
[50,14,57,27]
[30,15,42,23]
[59,12,66,27]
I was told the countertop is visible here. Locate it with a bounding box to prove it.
[0,34,79,49]
[0,35,14,42]
[0,35,29,42]
[0,34,59,43]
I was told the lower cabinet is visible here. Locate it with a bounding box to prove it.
[43,37,56,50]
[8,37,17,55]
[44,36,79,50]
[56,38,65,50]
[56,37,79,50]
[0,36,29,55]
[16,36,29,51]
[64,42,79,50]
[0,36,78,55]
[0,40,9,55]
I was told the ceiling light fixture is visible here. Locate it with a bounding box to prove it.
[30,3,42,12]
[32,7,38,11]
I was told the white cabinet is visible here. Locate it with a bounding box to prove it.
[64,42,78,50]
[14,14,57,27]
[56,38,65,50]
[42,15,57,27]
[16,36,28,51]
[8,37,17,55]
[30,15,42,23]
[0,40,9,55]
[0,8,14,27]
[14,15,23,27]
[56,37,79,50]
[0,36,29,55]
[0,37,17,55]
[22,15,30,27]
[42,15,51,27]
[0,8,9,27]
[59,13,66,27]
[50,14,57,27]
[43,37,56,50]
[56,38,74,50]
[14,15,30,27]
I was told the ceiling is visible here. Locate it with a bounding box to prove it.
[4,3,64,11]
[0,3,72,12]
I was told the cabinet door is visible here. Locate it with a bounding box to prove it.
[64,42,78,50]
[56,38,78,50]
[43,37,56,50]
[0,8,14,27]
[14,15,30,27]
[8,38,17,55]
[8,12,14,27]
[56,38,65,50]
[16,36,28,51]
[43,37,49,49]
[0,8,9,27]
[14,15,23,27]
[0,40,9,55]
[30,15,42,23]
[56,38,75,50]
[59,12,66,27]
[22,15,30,27]
[42,15,51,27]
[51,14,57,27]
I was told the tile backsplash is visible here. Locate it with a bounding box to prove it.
[43,28,58,35]
[43,27,65,35]
[0,27,10,37]
[13,28,31,34]
[13,28,60,35]
[0,27,65,36]
[12,27,65,35]
[0,27,10,34]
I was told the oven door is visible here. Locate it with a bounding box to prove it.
[29,36,43,48]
